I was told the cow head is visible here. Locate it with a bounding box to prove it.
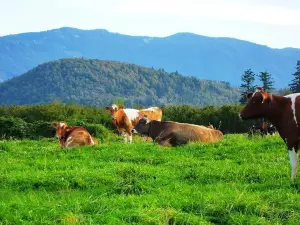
[105,104,124,120]
[51,122,70,140]
[134,116,151,136]
[240,87,272,120]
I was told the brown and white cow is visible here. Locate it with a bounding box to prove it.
[52,122,98,148]
[104,104,163,143]
[240,87,300,182]
[134,117,224,147]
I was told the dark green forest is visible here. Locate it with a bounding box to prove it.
[0,58,240,107]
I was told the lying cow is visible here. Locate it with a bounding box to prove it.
[52,122,98,148]
[105,104,162,143]
[207,125,215,129]
[240,87,300,182]
[134,117,224,147]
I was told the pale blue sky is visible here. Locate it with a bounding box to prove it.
[1,0,300,48]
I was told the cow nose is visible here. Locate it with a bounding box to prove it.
[132,129,138,134]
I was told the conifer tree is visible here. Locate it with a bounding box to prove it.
[239,69,256,104]
[289,60,300,93]
[258,71,274,92]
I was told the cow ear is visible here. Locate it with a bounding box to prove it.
[118,105,124,109]
[247,93,253,99]
[51,122,57,127]
[104,106,111,110]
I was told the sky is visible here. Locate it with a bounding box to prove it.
[1,0,300,48]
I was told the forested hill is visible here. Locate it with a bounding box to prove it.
[1,27,300,87]
[0,58,240,107]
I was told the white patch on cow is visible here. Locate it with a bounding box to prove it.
[289,148,299,182]
[128,135,133,144]
[89,135,95,145]
[112,104,118,110]
[65,136,73,147]
[284,93,300,125]
[124,109,140,122]
[59,122,66,127]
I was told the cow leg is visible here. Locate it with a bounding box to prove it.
[128,135,133,144]
[288,148,298,182]
[126,129,133,144]
[158,139,172,147]
[121,132,128,143]
[156,132,173,147]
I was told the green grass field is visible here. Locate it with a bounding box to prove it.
[1,134,300,225]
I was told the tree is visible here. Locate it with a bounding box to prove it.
[258,71,274,92]
[239,69,256,104]
[113,97,125,106]
[277,88,292,96]
[289,60,300,93]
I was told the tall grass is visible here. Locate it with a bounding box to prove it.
[1,134,299,224]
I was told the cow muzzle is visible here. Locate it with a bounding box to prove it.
[132,129,138,134]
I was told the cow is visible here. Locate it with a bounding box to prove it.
[134,117,224,147]
[240,87,300,182]
[105,104,163,143]
[207,124,215,129]
[51,122,98,148]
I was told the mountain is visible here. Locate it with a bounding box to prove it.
[0,58,240,107]
[0,27,299,87]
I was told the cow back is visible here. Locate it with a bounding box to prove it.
[140,107,163,121]
[64,126,97,148]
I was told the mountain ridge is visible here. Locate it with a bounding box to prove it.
[0,58,240,107]
[1,27,299,87]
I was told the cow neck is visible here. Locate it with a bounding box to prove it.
[147,120,153,138]
[263,94,289,129]
[148,120,164,141]
[62,126,76,142]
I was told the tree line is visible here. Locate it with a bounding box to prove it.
[0,102,255,139]
[239,60,300,104]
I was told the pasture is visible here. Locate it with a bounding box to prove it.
[1,134,300,224]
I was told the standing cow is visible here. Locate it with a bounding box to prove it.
[134,117,223,147]
[105,104,162,143]
[52,122,98,148]
[240,87,300,182]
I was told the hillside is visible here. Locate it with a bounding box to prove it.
[1,27,300,87]
[0,58,240,107]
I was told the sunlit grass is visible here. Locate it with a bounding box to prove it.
[1,134,299,224]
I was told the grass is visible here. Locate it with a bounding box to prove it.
[1,134,300,224]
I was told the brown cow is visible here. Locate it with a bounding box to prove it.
[240,87,300,182]
[52,122,98,148]
[105,104,163,143]
[134,117,223,147]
